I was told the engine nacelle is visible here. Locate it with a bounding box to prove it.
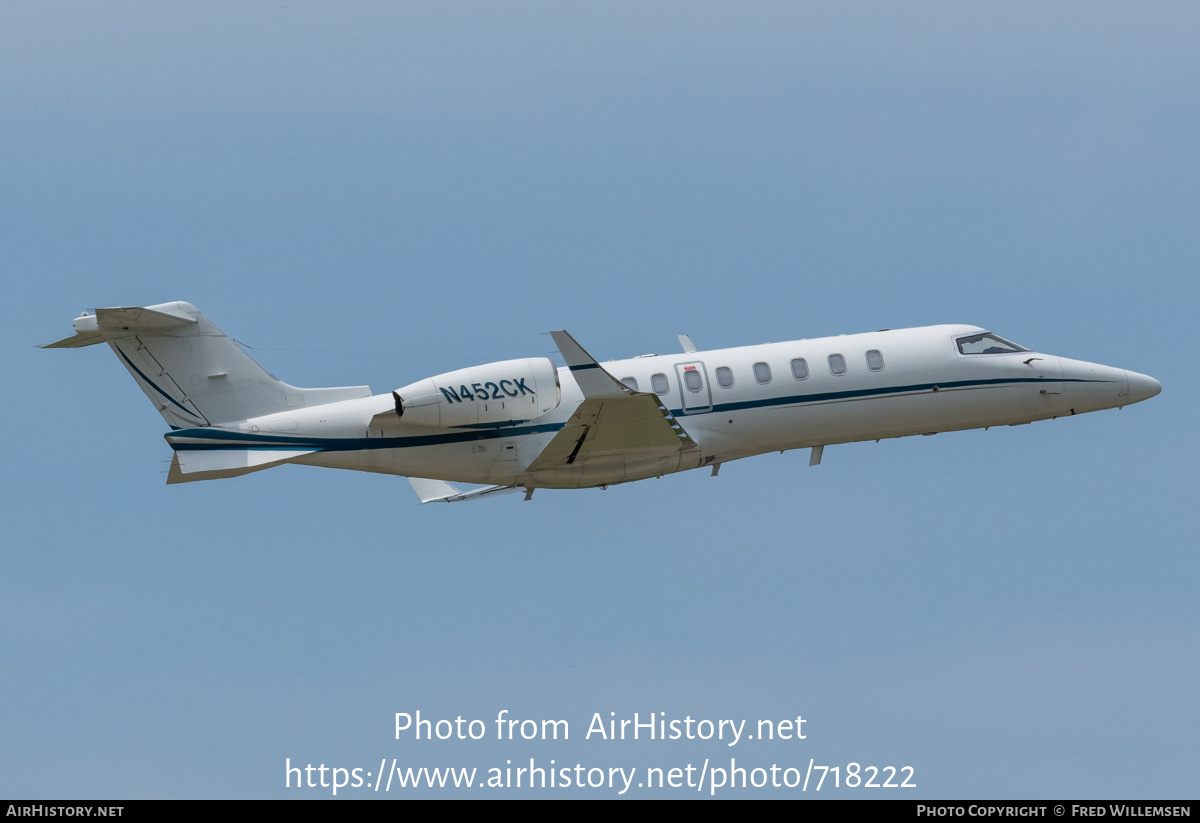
[390,357,561,428]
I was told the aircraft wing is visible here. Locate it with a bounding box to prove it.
[526,331,694,472]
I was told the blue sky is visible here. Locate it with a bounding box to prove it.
[2,2,1196,798]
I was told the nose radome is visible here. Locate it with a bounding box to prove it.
[1124,370,1162,404]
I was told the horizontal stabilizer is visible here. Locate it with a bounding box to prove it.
[43,304,197,348]
[167,448,317,484]
[46,301,371,427]
[407,477,526,503]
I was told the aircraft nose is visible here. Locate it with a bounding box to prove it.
[1124,370,1162,404]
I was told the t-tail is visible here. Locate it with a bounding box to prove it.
[44,301,371,481]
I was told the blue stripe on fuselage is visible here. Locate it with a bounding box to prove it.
[685,375,1108,416]
[166,422,566,451]
[165,376,1113,452]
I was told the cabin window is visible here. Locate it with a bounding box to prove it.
[683,369,703,392]
[865,350,884,371]
[829,354,847,375]
[651,373,670,395]
[621,376,639,391]
[754,362,772,384]
[956,332,1028,355]
[790,358,809,380]
[716,366,733,388]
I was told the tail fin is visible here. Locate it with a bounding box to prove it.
[44,301,371,427]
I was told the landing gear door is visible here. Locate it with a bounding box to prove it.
[675,362,712,414]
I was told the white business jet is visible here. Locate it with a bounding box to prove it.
[46,302,1160,502]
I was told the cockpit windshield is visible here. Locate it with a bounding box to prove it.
[956,332,1029,355]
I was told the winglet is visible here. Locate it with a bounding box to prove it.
[407,477,527,503]
[549,330,630,399]
[408,477,463,503]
